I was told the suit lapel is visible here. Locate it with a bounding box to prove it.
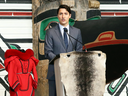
[67,25,74,51]
[54,25,66,49]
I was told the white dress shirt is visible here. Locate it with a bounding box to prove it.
[59,23,69,43]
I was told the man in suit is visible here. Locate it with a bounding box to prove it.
[44,4,83,96]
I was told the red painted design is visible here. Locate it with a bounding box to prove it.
[0,12,128,17]
[13,12,32,16]
[83,31,128,50]
[0,63,4,69]
[98,32,114,41]
[101,12,128,16]
[85,40,128,49]
[0,12,32,16]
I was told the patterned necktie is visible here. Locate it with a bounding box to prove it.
[63,28,68,49]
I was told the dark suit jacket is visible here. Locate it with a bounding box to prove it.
[44,24,82,80]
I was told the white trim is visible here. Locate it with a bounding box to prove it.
[0,3,32,9]
[100,4,128,10]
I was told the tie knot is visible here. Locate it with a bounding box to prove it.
[63,28,68,32]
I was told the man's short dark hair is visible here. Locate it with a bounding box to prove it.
[57,4,71,14]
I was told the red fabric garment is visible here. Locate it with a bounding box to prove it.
[4,49,39,96]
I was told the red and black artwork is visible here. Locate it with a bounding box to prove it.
[74,17,128,84]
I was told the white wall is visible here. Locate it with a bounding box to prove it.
[0,2,32,96]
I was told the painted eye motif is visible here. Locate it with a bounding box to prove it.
[44,21,58,31]
[98,31,115,41]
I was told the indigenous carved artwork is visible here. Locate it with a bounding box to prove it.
[0,0,128,96]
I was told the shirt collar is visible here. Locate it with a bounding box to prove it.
[59,23,69,33]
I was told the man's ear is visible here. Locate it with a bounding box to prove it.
[69,14,71,18]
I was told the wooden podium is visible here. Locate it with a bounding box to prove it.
[50,51,106,96]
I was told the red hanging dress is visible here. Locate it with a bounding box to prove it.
[4,49,39,96]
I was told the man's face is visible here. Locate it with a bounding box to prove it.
[57,8,71,27]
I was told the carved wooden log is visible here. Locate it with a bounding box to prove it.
[59,51,106,96]
[88,0,100,8]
